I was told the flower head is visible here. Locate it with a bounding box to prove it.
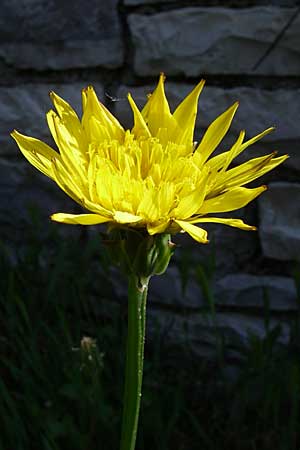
[12,74,287,243]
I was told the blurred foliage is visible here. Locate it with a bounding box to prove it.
[1,211,300,450]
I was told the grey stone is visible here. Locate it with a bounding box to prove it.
[126,0,298,4]
[0,158,78,225]
[0,83,104,156]
[215,274,298,311]
[147,308,290,358]
[259,182,300,261]
[114,83,299,170]
[149,266,204,309]
[0,0,123,69]
[128,7,300,76]
[101,268,292,357]
[125,0,173,3]
[150,267,298,313]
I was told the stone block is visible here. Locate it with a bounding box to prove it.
[149,266,204,309]
[128,7,300,76]
[126,0,298,4]
[147,308,290,358]
[259,182,300,261]
[125,0,173,3]
[0,158,79,228]
[215,273,298,311]
[0,0,123,69]
[0,83,104,156]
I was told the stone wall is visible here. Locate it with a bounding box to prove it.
[1,0,300,356]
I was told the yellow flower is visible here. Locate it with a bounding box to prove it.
[11,74,288,244]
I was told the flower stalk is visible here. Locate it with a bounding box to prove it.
[120,273,149,450]
[105,231,174,450]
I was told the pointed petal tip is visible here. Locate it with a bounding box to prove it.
[49,91,61,103]
[46,109,56,117]
[193,78,206,95]
[10,129,18,138]
[84,85,95,95]
[10,129,29,141]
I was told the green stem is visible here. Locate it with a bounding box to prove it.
[120,274,149,450]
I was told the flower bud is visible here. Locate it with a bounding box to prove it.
[105,228,175,279]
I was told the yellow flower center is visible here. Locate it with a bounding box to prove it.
[87,131,207,223]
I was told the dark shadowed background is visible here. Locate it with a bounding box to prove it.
[1,2,300,450]
[0,0,300,436]
[1,0,300,382]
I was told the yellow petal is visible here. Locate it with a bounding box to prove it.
[11,130,57,179]
[239,127,275,153]
[174,189,206,219]
[173,79,205,145]
[147,220,170,235]
[50,91,80,122]
[127,93,151,139]
[207,127,275,170]
[188,217,256,231]
[50,158,87,206]
[82,86,124,141]
[51,213,111,225]
[195,102,239,164]
[137,189,159,222]
[199,186,267,215]
[113,211,142,224]
[88,115,112,142]
[82,87,87,112]
[175,220,209,243]
[219,130,245,174]
[47,110,87,184]
[141,73,176,137]
[49,92,87,155]
[219,153,289,189]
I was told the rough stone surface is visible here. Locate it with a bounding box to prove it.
[0,0,123,70]
[126,0,298,4]
[148,308,290,358]
[148,270,298,312]
[215,274,298,311]
[128,7,300,76]
[259,182,300,260]
[0,158,79,229]
[125,0,173,3]
[0,83,104,156]
[114,83,300,170]
[149,266,204,309]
